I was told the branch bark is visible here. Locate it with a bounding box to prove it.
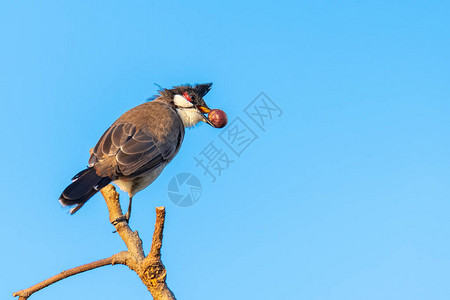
[13,185,176,300]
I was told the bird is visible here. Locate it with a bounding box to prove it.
[59,83,219,224]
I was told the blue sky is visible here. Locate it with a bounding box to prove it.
[1,1,449,299]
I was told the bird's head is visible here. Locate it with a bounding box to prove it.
[157,83,217,128]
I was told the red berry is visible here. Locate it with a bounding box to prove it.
[208,109,228,128]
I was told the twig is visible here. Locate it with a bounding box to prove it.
[141,207,176,299]
[13,184,176,300]
[13,252,128,299]
[101,185,145,267]
[149,207,166,259]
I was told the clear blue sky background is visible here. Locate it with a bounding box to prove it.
[1,1,449,299]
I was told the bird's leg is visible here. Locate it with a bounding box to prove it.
[125,196,133,222]
[111,196,133,226]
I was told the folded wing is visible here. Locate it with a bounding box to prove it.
[89,122,182,178]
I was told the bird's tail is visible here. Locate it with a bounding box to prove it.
[59,167,111,214]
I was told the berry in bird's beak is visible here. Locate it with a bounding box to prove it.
[197,106,227,128]
[208,109,228,128]
[197,106,215,127]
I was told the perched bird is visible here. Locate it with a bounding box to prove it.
[59,83,225,223]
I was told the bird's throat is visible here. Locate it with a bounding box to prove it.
[176,108,204,127]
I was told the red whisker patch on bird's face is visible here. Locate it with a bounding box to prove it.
[183,92,192,102]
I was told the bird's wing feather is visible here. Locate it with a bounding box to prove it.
[116,128,162,176]
[89,121,182,178]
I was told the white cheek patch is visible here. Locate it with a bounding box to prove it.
[173,94,194,108]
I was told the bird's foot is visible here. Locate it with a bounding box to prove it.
[111,213,130,226]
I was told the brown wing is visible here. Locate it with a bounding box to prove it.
[89,104,184,178]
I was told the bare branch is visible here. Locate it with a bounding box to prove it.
[149,207,166,259]
[101,185,145,265]
[13,251,129,299]
[101,186,176,299]
[14,184,176,300]
[141,207,176,299]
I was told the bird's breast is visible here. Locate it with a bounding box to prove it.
[113,165,165,197]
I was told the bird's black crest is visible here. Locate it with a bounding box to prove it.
[194,83,213,98]
[148,83,213,101]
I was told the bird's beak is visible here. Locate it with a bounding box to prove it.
[198,106,210,114]
[197,106,215,127]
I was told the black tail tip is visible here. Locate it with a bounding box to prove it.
[59,196,85,214]
[59,167,112,215]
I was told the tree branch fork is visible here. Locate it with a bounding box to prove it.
[13,185,176,300]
